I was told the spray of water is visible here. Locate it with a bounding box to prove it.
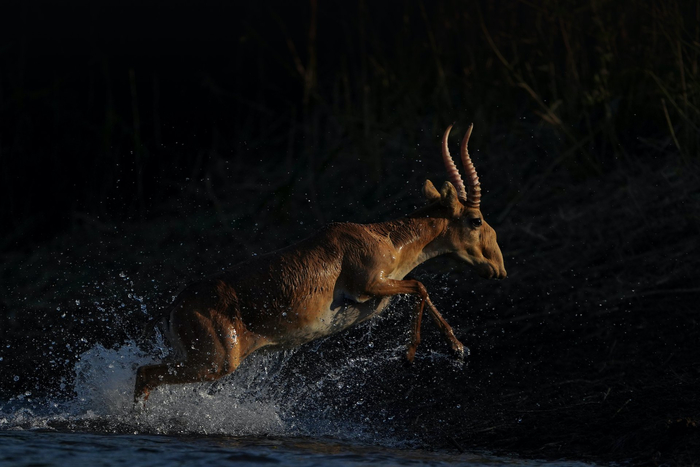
[2,319,459,446]
[0,285,468,448]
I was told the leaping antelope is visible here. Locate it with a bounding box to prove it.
[134,123,506,403]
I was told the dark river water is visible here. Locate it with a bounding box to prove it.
[0,340,596,466]
[0,431,595,467]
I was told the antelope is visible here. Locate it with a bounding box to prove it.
[134,123,506,404]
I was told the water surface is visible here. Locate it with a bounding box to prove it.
[0,431,594,467]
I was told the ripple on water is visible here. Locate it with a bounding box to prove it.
[0,431,598,467]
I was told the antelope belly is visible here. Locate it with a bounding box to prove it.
[275,296,392,347]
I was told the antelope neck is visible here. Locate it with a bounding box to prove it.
[377,216,451,271]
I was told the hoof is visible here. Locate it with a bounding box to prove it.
[133,399,146,413]
[452,343,469,361]
[405,346,417,364]
[133,388,150,412]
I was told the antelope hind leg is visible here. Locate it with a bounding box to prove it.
[133,315,273,405]
[134,358,229,405]
[133,307,232,405]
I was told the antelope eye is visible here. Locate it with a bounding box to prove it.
[470,218,482,227]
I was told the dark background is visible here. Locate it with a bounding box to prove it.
[1,1,699,464]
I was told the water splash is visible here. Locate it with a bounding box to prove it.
[0,324,447,446]
[2,342,300,437]
[0,289,470,450]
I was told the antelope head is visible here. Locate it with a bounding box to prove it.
[423,123,507,280]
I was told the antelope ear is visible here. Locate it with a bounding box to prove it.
[440,181,463,218]
[423,180,441,202]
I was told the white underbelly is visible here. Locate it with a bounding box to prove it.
[276,295,393,347]
[309,269,412,337]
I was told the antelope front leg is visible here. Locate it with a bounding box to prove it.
[366,279,465,361]
[406,290,425,363]
[423,295,466,359]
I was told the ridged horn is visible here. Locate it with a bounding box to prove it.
[441,123,468,202]
[460,123,481,209]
